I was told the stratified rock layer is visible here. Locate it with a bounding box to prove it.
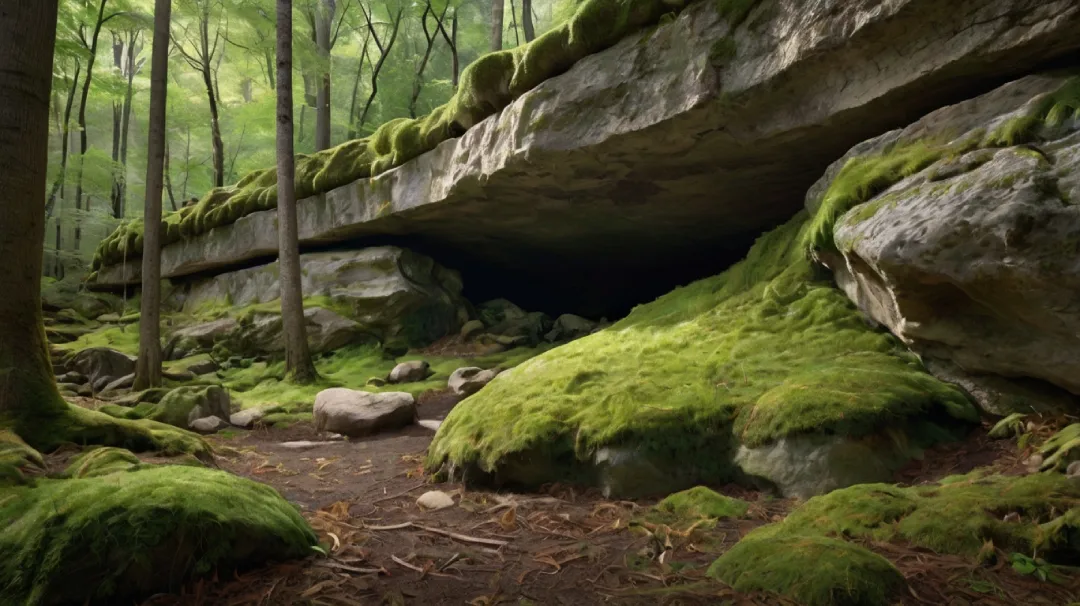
[93,0,1080,313]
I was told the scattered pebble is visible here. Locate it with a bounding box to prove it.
[418,419,442,431]
[416,491,455,511]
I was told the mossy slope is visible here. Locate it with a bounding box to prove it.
[0,465,316,605]
[92,0,714,271]
[708,471,1080,604]
[427,213,976,483]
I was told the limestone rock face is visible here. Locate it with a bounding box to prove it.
[815,74,1080,398]
[313,389,416,437]
[448,367,500,397]
[92,0,1080,313]
[67,348,136,386]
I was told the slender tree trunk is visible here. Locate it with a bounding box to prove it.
[276,0,317,383]
[509,0,520,46]
[0,0,67,438]
[45,60,80,220]
[491,0,504,51]
[264,50,275,89]
[118,31,139,217]
[181,125,191,201]
[74,0,111,253]
[134,0,172,390]
[110,35,123,218]
[409,6,440,119]
[202,64,225,187]
[450,12,459,88]
[522,0,535,42]
[313,0,334,151]
[346,46,368,139]
[164,138,177,212]
[358,6,402,131]
[298,104,306,144]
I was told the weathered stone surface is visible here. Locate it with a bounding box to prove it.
[92,0,1080,313]
[448,367,499,397]
[460,320,485,341]
[388,361,431,384]
[313,389,416,437]
[151,385,233,429]
[166,318,239,359]
[478,300,550,345]
[544,314,599,342]
[243,308,364,354]
[416,491,455,511]
[101,373,135,394]
[229,407,269,428]
[67,348,136,385]
[164,248,468,346]
[818,74,1080,397]
[189,416,230,434]
[184,358,220,375]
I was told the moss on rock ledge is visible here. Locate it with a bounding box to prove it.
[0,465,316,605]
[427,213,976,489]
[91,0,731,272]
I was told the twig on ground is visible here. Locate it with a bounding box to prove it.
[371,481,427,504]
[365,521,510,548]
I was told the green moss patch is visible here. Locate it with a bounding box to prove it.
[428,214,976,485]
[0,431,45,486]
[655,486,749,520]
[54,325,140,356]
[93,0,711,271]
[62,446,142,478]
[744,472,1080,560]
[708,535,905,606]
[0,465,316,605]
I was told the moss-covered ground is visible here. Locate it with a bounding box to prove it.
[427,213,976,482]
[90,0,726,272]
[706,471,1080,604]
[0,464,317,605]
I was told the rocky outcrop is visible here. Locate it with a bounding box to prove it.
[92,0,1080,313]
[67,348,136,386]
[813,74,1080,400]
[448,367,500,397]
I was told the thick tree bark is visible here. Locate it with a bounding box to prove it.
[276,0,317,383]
[313,0,334,151]
[522,0,535,42]
[491,0,504,51]
[0,0,66,435]
[134,0,172,390]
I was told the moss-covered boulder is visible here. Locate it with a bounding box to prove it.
[655,486,749,520]
[427,215,977,497]
[100,385,232,430]
[708,535,905,606]
[62,447,142,478]
[0,466,317,605]
[810,73,1080,403]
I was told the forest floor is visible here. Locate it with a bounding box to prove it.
[94,392,1077,606]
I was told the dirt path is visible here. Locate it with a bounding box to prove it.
[135,403,1076,605]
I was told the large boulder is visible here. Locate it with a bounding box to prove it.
[150,385,233,429]
[169,247,468,346]
[67,347,136,386]
[92,0,1080,315]
[812,74,1080,401]
[241,307,364,354]
[313,389,416,437]
[165,318,240,359]
[388,361,431,384]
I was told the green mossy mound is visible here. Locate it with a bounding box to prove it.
[62,447,142,478]
[427,213,976,485]
[0,431,45,486]
[655,486,749,520]
[0,466,316,605]
[92,0,746,271]
[743,472,1080,559]
[708,535,905,606]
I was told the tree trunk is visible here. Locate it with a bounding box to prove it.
[509,0,520,46]
[522,0,535,42]
[450,12,459,88]
[346,45,368,140]
[164,138,177,211]
[0,0,67,438]
[202,64,225,187]
[491,0,504,51]
[134,0,172,390]
[264,49,275,89]
[45,60,80,220]
[118,31,139,217]
[313,0,334,151]
[110,35,123,218]
[74,0,111,254]
[276,0,318,383]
